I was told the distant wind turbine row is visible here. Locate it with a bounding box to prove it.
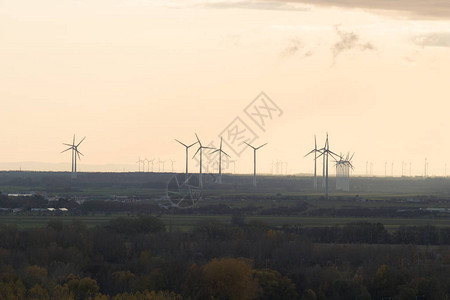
[305,133,354,199]
[174,134,267,188]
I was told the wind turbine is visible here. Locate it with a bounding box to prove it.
[192,133,214,188]
[175,139,198,177]
[244,141,267,187]
[317,134,338,200]
[211,137,231,184]
[136,157,144,172]
[144,158,149,172]
[335,153,350,191]
[305,135,321,189]
[148,159,154,172]
[170,159,176,172]
[61,135,85,179]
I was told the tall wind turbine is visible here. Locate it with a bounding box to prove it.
[317,134,338,200]
[61,135,85,179]
[244,141,267,187]
[305,135,321,189]
[192,133,214,188]
[211,137,231,184]
[175,139,198,177]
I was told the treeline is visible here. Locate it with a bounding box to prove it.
[287,222,450,245]
[1,217,450,299]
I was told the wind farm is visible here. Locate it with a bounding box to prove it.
[4,0,450,297]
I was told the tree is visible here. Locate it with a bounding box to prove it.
[51,285,75,300]
[254,269,298,300]
[201,258,258,300]
[0,279,27,300]
[301,289,317,300]
[23,265,48,288]
[27,284,49,300]
[64,274,100,300]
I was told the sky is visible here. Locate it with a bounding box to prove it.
[1,0,450,176]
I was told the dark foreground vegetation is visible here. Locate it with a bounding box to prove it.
[1,215,450,299]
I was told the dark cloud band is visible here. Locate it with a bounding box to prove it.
[275,0,450,19]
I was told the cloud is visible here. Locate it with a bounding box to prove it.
[271,0,450,19]
[197,0,311,11]
[331,25,375,61]
[170,0,450,19]
[412,32,450,47]
[280,38,314,59]
[281,38,302,56]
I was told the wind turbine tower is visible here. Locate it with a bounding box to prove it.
[244,142,267,187]
[211,137,231,184]
[305,135,321,189]
[336,152,354,191]
[61,135,85,179]
[192,133,214,188]
[317,134,338,199]
[175,139,198,178]
[136,157,144,172]
[149,159,155,172]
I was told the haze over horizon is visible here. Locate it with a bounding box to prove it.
[1,0,449,176]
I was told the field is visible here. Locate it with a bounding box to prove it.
[1,171,450,230]
[1,213,450,232]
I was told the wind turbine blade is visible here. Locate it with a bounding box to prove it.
[61,147,72,153]
[243,141,255,149]
[220,137,223,150]
[77,137,86,147]
[175,139,187,147]
[314,135,317,149]
[256,143,267,150]
[63,143,73,147]
[327,149,339,156]
[188,141,198,148]
[77,150,84,156]
[195,133,202,147]
[73,135,75,146]
[304,149,315,157]
[349,153,355,161]
[222,150,231,158]
[328,152,339,161]
[211,149,219,154]
[192,147,200,159]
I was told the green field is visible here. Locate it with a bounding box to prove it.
[2,214,450,231]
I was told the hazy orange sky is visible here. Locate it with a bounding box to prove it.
[1,0,450,176]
